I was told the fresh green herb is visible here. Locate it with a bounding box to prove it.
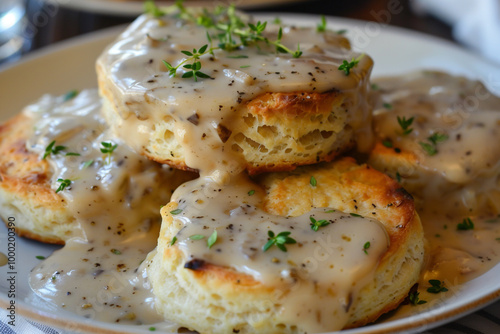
[51,276,57,281]
[100,141,118,163]
[338,55,362,75]
[325,209,336,213]
[227,55,248,58]
[170,236,177,246]
[248,190,255,196]
[310,216,330,232]
[273,17,282,24]
[82,160,94,169]
[371,83,379,90]
[207,230,218,248]
[382,140,393,148]
[350,213,363,218]
[427,279,448,293]
[397,116,414,135]
[144,0,165,17]
[435,234,441,238]
[63,89,79,101]
[100,141,118,154]
[409,291,427,305]
[55,178,71,193]
[162,6,303,82]
[111,248,122,255]
[189,234,205,240]
[396,172,401,183]
[263,230,296,252]
[65,152,80,156]
[496,237,500,242]
[317,15,327,32]
[419,133,448,156]
[240,65,251,68]
[457,217,474,231]
[363,241,370,254]
[36,255,46,260]
[149,327,157,332]
[310,176,317,187]
[336,29,347,34]
[383,103,393,109]
[170,208,183,215]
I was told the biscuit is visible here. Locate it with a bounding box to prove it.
[0,91,196,244]
[148,157,424,333]
[368,71,500,215]
[97,12,374,174]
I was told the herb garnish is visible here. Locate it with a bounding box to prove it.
[310,176,317,187]
[310,216,330,231]
[317,15,327,32]
[189,234,205,240]
[100,141,118,163]
[382,140,393,148]
[397,116,414,136]
[350,213,363,218]
[457,217,474,230]
[36,255,46,260]
[419,133,448,156]
[82,160,94,169]
[363,241,370,254]
[396,172,401,183]
[161,2,303,81]
[63,89,79,102]
[43,140,80,159]
[338,55,362,75]
[408,291,427,305]
[248,189,255,196]
[170,208,183,215]
[170,236,177,246]
[111,248,122,255]
[263,230,296,252]
[144,0,166,17]
[207,230,218,248]
[427,279,448,293]
[55,179,72,193]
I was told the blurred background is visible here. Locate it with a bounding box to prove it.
[0,0,483,66]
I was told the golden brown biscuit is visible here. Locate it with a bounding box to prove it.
[148,157,425,333]
[97,12,374,175]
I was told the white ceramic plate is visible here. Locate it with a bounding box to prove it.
[60,0,307,16]
[0,13,500,334]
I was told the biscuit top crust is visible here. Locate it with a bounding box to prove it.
[372,71,500,184]
[97,9,374,176]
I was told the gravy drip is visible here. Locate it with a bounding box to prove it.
[26,90,188,329]
[371,71,500,307]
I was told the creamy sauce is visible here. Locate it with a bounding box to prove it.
[97,12,374,172]
[170,174,389,332]
[25,90,192,329]
[371,71,500,308]
[372,71,500,215]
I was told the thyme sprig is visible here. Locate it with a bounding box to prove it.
[263,230,296,252]
[310,216,330,231]
[43,140,80,159]
[56,178,72,193]
[157,1,302,81]
[397,116,414,136]
[338,54,363,75]
[419,132,448,156]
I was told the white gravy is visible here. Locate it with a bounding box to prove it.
[26,90,191,329]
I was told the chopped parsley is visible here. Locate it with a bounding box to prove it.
[263,230,296,252]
